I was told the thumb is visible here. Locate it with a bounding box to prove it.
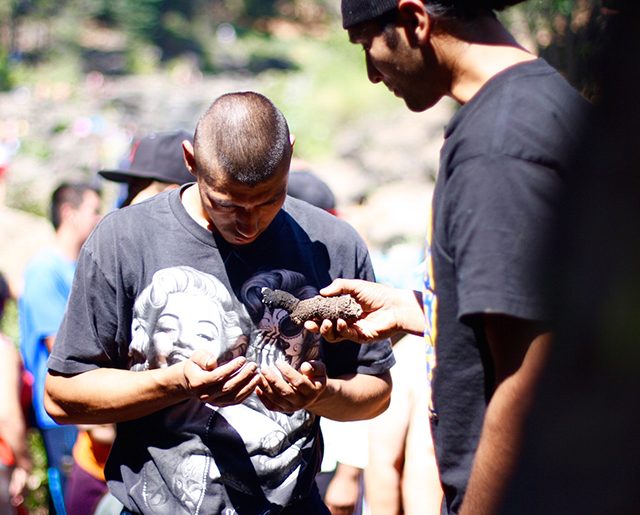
[300,360,327,378]
[190,349,218,371]
[319,279,350,297]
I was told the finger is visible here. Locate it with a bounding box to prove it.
[215,356,249,377]
[190,348,219,370]
[274,359,315,391]
[273,358,297,381]
[260,365,295,395]
[299,360,327,378]
[200,375,258,407]
[319,278,352,297]
[223,361,258,386]
[319,319,339,341]
[191,359,256,398]
[319,318,358,343]
[255,376,296,413]
[304,320,321,333]
[255,386,286,412]
[226,373,262,404]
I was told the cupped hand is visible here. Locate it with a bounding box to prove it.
[256,359,327,414]
[183,349,260,407]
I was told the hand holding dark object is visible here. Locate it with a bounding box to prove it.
[261,288,363,325]
[302,279,426,344]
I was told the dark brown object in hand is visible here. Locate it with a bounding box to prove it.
[261,287,363,325]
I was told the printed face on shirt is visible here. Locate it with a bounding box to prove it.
[129,266,249,371]
[151,292,224,367]
[257,307,308,370]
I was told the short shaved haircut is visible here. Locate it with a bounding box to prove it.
[193,92,291,187]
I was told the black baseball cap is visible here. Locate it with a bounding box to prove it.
[341,0,527,29]
[99,130,194,185]
[342,0,399,29]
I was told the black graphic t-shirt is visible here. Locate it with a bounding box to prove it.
[48,188,394,515]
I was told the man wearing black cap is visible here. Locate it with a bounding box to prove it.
[307,2,591,514]
[100,129,195,208]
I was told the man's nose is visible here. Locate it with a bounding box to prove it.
[365,54,383,84]
[236,210,260,237]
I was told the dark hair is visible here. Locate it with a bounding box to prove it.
[193,91,291,187]
[50,182,98,230]
[0,272,9,320]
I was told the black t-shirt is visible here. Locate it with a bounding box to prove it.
[424,59,590,514]
[49,186,394,515]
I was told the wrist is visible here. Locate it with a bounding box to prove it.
[395,289,425,335]
[308,378,339,417]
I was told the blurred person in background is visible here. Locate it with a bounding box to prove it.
[99,129,195,209]
[365,243,443,515]
[19,182,102,514]
[0,272,32,515]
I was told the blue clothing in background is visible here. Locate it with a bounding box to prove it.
[19,247,76,428]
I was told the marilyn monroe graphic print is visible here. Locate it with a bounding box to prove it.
[126,266,322,514]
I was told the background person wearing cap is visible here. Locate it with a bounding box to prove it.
[100,129,195,208]
[306,1,591,514]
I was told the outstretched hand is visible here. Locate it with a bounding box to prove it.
[256,359,327,414]
[304,279,425,343]
[183,349,260,407]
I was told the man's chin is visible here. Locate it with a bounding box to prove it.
[229,234,259,246]
[405,97,438,113]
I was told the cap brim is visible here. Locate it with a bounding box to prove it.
[98,169,157,183]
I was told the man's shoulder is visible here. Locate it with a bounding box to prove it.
[445,59,589,173]
[89,192,173,241]
[283,197,354,232]
[23,247,72,279]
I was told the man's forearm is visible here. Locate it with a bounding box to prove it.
[44,365,190,425]
[310,371,392,421]
[459,332,553,515]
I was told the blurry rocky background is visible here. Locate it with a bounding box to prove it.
[0,0,608,291]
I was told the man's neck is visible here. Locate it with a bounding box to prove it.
[54,227,81,262]
[435,15,537,105]
[181,183,211,230]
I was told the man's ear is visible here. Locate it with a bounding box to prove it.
[290,133,296,149]
[397,0,431,46]
[182,140,197,177]
[59,202,75,226]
